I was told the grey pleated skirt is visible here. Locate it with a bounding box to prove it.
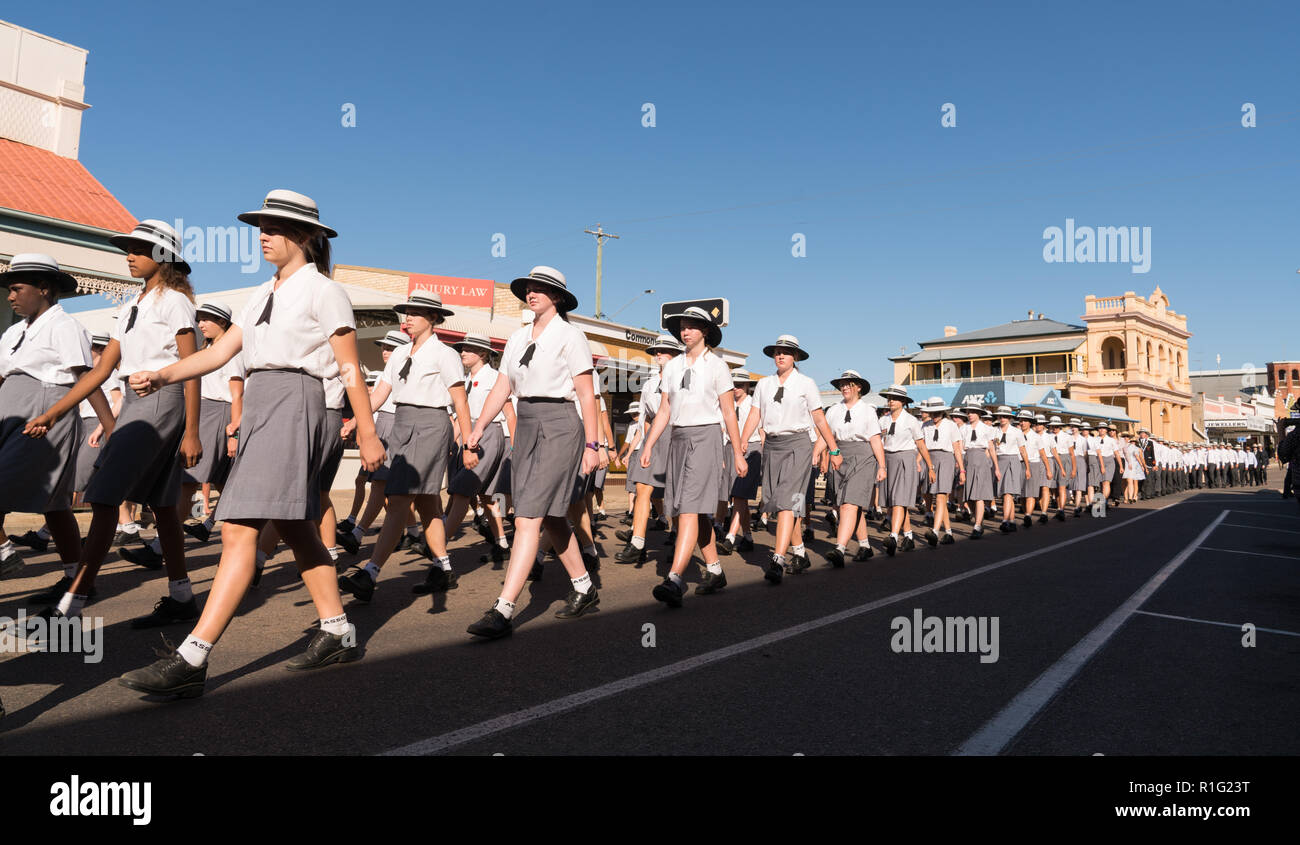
[1086,455,1103,487]
[884,450,919,508]
[1070,456,1088,492]
[184,397,233,485]
[448,420,505,497]
[833,441,877,509]
[730,445,762,499]
[490,436,512,496]
[762,432,813,516]
[665,423,725,517]
[84,382,185,509]
[316,407,345,492]
[1027,459,1048,492]
[964,448,994,501]
[721,441,736,496]
[0,374,80,514]
[930,450,955,495]
[996,454,1024,497]
[593,465,607,489]
[73,417,101,492]
[365,410,396,482]
[628,416,670,492]
[386,404,453,497]
[512,399,584,519]
[807,466,819,508]
[216,370,328,522]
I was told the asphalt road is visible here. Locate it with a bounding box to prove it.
[2,482,1296,755]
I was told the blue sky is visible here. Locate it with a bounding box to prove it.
[33,0,1300,387]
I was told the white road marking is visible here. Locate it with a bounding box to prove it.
[953,509,1228,757]
[1199,547,1300,561]
[1132,610,1300,638]
[1218,523,1300,535]
[383,507,1171,755]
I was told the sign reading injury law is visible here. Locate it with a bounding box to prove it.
[407,274,494,308]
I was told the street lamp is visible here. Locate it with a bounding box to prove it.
[608,289,655,321]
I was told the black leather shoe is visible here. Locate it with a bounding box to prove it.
[409,538,433,559]
[181,521,212,544]
[114,529,142,547]
[555,588,599,618]
[802,527,813,543]
[923,529,939,548]
[336,517,356,536]
[970,526,983,540]
[1038,513,1048,525]
[337,527,360,556]
[884,535,898,556]
[120,544,165,570]
[789,553,811,573]
[620,513,633,525]
[652,578,684,607]
[1,546,24,579]
[396,533,416,551]
[616,528,633,542]
[999,521,1011,534]
[1074,506,1083,517]
[901,536,916,552]
[1007,521,1018,532]
[467,608,513,639]
[488,543,506,564]
[8,530,48,553]
[337,567,376,602]
[737,536,755,552]
[825,510,838,528]
[286,629,359,670]
[412,566,458,594]
[715,536,734,555]
[614,541,646,563]
[1022,515,1033,529]
[27,575,94,605]
[119,652,206,699]
[763,557,784,584]
[473,513,494,542]
[939,532,955,545]
[130,596,199,629]
[528,561,544,581]
[825,547,845,568]
[853,544,873,561]
[1054,509,1065,522]
[695,571,727,594]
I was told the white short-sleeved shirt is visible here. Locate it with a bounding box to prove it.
[625,420,643,449]
[200,351,245,403]
[639,373,664,421]
[467,365,508,433]
[825,400,882,443]
[236,265,354,379]
[735,395,762,445]
[925,417,959,452]
[79,368,120,418]
[881,410,923,452]
[0,305,92,385]
[753,370,821,436]
[1097,435,1118,457]
[964,420,995,449]
[659,350,732,428]
[994,425,1027,455]
[321,375,345,410]
[380,336,463,409]
[1024,428,1046,462]
[113,286,197,375]
[375,382,397,414]
[501,316,592,400]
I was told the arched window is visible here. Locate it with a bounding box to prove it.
[1101,337,1126,371]
[1176,351,1183,380]
[1145,341,1152,370]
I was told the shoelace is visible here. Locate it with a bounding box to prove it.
[256,292,274,325]
[518,343,535,366]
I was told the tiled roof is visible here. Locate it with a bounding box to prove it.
[0,138,135,232]
[919,318,1085,346]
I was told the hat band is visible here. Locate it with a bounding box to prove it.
[132,223,183,252]
[7,262,60,273]
[529,272,566,290]
[262,197,321,219]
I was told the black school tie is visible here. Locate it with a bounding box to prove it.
[399,357,412,380]
[1001,432,1007,444]
[10,329,25,353]
[933,427,939,442]
[124,305,139,333]
[681,370,691,390]
[518,343,535,367]
[888,422,895,436]
[773,386,785,403]
[970,429,976,442]
[256,293,273,325]
[844,409,851,423]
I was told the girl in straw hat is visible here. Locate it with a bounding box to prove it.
[822,370,886,565]
[614,335,682,564]
[991,406,1031,533]
[118,190,385,698]
[876,385,936,555]
[958,403,997,538]
[718,372,763,554]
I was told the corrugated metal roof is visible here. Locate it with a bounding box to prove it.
[919,318,1084,346]
[909,337,1082,363]
[0,138,136,232]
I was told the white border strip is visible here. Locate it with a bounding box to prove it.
[1133,610,1300,638]
[953,509,1228,756]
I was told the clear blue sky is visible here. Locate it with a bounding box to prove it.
[34,0,1300,387]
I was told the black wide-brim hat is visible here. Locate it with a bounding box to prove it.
[511,265,579,313]
[3,253,79,293]
[665,305,723,348]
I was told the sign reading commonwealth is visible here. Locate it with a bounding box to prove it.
[625,328,657,346]
[660,298,730,330]
[408,274,495,308]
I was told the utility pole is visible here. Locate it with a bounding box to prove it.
[584,224,620,318]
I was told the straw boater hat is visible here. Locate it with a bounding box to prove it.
[2,253,79,294]
[731,371,757,387]
[90,332,111,348]
[195,302,233,324]
[666,305,723,348]
[1016,410,1034,422]
[238,189,337,238]
[960,402,985,416]
[626,401,642,416]
[762,333,808,361]
[993,405,1017,418]
[454,332,496,358]
[394,290,455,321]
[1138,426,1150,435]
[1048,415,1063,426]
[919,396,950,415]
[1080,420,1093,430]
[1034,413,1047,424]
[645,334,685,355]
[981,410,994,420]
[109,220,192,275]
[878,384,913,404]
[365,371,379,386]
[375,329,411,348]
[1096,421,1110,430]
[510,265,579,314]
[829,369,870,393]
[1068,417,1082,426]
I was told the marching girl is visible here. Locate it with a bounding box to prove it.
[1046,416,1073,521]
[921,398,963,546]
[639,305,745,605]
[720,372,762,554]
[959,403,996,538]
[822,369,885,566]
[739,335,840,579]
[462,266,601,639]
[1121,432,1146,503]
[875,385,935,555]
[430,332,516,576]
[1096,422,1120,508]
[950,410,969,520]
[1018,411,1049,528]
[1067,419,1089,515]
[991,406,1030,533]
[1032,414,1058,522]
[23,222,202,631]
[337,292,475,601]
[616,403,642,519]
[340,331,412,544]
[614,335,682,564]
[1083,421,1104,509]
[0,255,115,589]
[117,189,385,698]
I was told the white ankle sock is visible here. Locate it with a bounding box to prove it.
[571,573,592,594]
[437,555,452,572]
[835,543,846,552]
[668,572,684,588]
[121,522,140,536]
[363,561,381,580]
[63,562,77,578]
[328,546,339,562]
[631,536,645,549]
[706,561,723,575]
[320,613,349,636]
[177,634,212,667]
[494,597,516,618]
[791,544,806,556]
[56,592,86,617]
[36,526,51,540]
[497,537,509,549]
[726,533,736,543]
[0,540,14,555]
[169,578,193,603]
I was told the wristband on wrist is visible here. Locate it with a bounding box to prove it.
[586,441,600,451]
[829,449,840,456]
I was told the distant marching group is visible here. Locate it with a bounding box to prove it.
[0,187,1274,703]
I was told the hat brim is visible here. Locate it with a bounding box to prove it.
[510,277,579,313]
[393,302,456,319]
[3,267,79,294]
[666,314,722,348]
[762,343,808,361]
[829,376,870,392]
[453,339,496,356]
[237,210,337,239]
[645,342,684,356]
[195,305,232,322]
[879,390,912,404]
[108,235,193,275]
[924,406,951,415]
